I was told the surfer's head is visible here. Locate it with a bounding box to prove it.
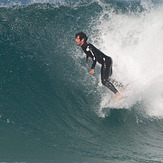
[75,32,88,46]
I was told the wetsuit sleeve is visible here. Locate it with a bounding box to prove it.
[89,44,96,69]
[91,57,96,69]
[86,54,89,60]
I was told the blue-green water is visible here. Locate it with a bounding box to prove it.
[0,0,163,162]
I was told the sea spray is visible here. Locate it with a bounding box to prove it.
[93,1,163,117]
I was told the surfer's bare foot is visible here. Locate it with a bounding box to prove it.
[112,92,123,102]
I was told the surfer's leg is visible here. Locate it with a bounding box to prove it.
[101,58,123,102]
[110,79,124,88]
[110,79,129,92]
[101,60,118,94]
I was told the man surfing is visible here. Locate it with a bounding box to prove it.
[75,32,123,102]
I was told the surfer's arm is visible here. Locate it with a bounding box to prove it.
[85,44,96,73]
[86,55,88,66]
[89,58,96,75]
[91,57,96,69]
[89,44,96,70]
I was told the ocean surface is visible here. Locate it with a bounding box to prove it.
[0,0,163,162]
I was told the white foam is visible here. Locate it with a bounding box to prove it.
[94,2,163,117]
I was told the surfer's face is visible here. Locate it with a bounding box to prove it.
[75,36,84,46]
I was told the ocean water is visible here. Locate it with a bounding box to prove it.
[0,0,163,162]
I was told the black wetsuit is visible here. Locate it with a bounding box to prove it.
[81,42,118,94]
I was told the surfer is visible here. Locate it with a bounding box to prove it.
[75,32,123,102]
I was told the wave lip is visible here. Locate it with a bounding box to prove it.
[0,0,67,7]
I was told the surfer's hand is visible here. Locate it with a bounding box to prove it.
[89,69,94,75]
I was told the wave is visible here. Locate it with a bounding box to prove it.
[0,0,163,126]
[0,1,163,162]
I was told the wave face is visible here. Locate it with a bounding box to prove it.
[0,0,163,162]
